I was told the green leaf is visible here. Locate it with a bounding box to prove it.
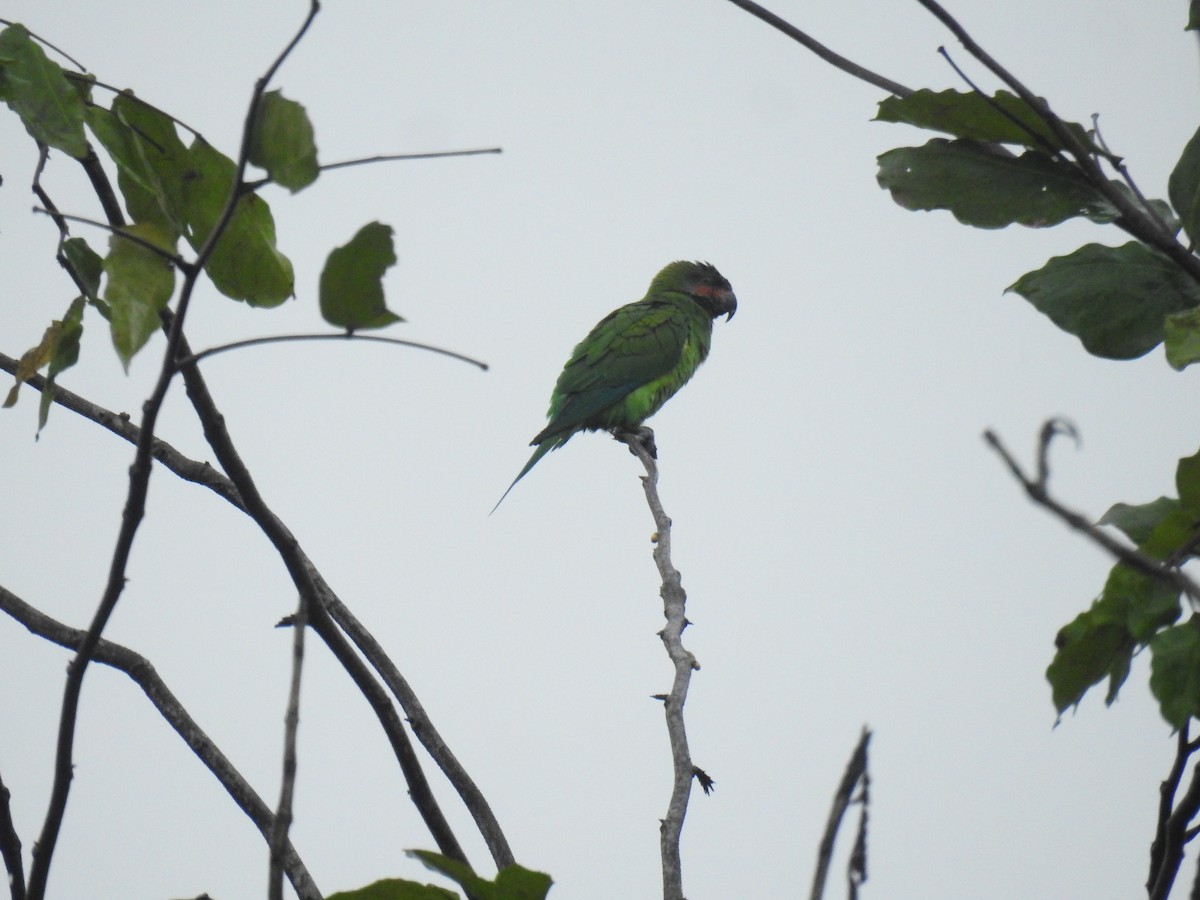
[182,139,295,306]
[103,223,177,369]
[1168,125,1200,245]
[1150,618,1200,728]
[1047,563,1182,715]
[1177,448,1200,514]
[491,867,554,900]
[1140,506,1198,561]
[1006,242,1200,359]
[113,92,191,231]
[1165,307,1200,370]
[37,296,85,434]
[408,851,553,900]
[249,89,319,192]
[62,236,108,316]
[874,89,1095,154]
[0,24,87,157]
[1099,498,1181,545]
[1190,0,1200,31]
[320,222,403,331]
[326,877,458,900]
[1099,495,1196,562]
[876,139,1110,229]
[1047,614,1133,716]
[86,95,189,234]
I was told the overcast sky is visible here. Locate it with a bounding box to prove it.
[3,2,1199,898]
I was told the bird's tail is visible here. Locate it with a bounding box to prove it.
[490,440,557,514]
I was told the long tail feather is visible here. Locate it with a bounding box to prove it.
[490,440,557,514]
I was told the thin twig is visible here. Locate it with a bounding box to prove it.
[0,585,320,900]
[615,428,704,900]
[63,72,205,140]
[178,332,489,372]
[1089,113,1178,241]
[935,46,1061,157]
[1149,723,1195,894]
[721,0,912,97]
[0,767,24,900]
[30,207,193,273]
[811,729,871,900]
[0,20,87,72]
[983,424,1200,607]
[1151,755,1200,900]
[269,594,307,900]
[318,147,502,172]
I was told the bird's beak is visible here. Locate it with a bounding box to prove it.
[724,293,737,321]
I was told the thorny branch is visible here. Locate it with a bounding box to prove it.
[615,428,711,900]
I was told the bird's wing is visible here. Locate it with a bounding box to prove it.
[540,298,689,437]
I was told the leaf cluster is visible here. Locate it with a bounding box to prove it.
[876,88,1200,363]
[875,76,1200,726]
[0,22,402,423]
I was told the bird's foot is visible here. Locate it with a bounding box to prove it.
[613,425,658,459]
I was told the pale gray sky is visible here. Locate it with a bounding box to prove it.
[2,2,1197,898]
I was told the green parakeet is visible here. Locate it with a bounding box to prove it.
[493,260,737,511]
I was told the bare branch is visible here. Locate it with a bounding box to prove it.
[1,350,515,869]
[1151,753,1200,900]
[0,353,245,509]
[722,0,912,97]
[983,425,1200,606]
[614,428,705,900]
[0,767,24,900]
[1149,723,1196,896]
[173,321,475,864]
[269,594,307,900]
[812,728,871,900]
[0,585,320,900]
[26,7,322,894]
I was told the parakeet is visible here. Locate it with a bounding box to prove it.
[492,260,737,512]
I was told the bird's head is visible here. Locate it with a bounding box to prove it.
[659,260,737,321]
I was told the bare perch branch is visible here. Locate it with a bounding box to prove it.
[811,729,871,900]
[0,585,320,900]
[722,0,913,97]
[982,424,1200,606]
[615,428,705,900]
